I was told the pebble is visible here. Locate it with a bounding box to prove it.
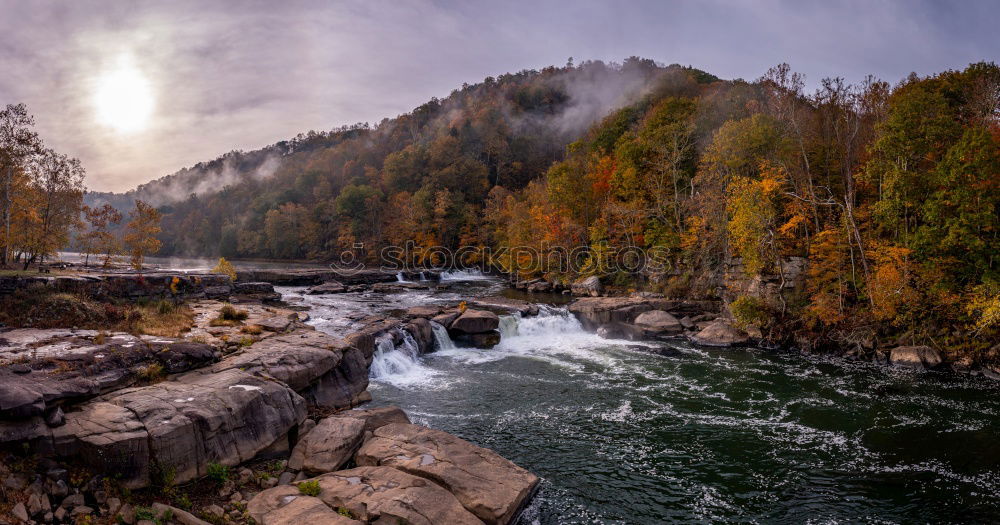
[204,504,226,519]
[12,502,29,522]
[71,505,94,516]
[62,493,85,509]
[3,474,27,491]
[238,467,254,485]
[277,471,295,485]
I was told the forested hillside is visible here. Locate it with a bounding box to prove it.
[86,58,689,257]
[87,58,1000,356]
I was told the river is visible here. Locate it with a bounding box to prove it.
[277,271,1000,524]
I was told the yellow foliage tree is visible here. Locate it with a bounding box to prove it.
[212,257,237,281]
[124,200,162,271]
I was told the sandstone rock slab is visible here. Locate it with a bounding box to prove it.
[449,310,500,335]
[356,423,538,524]
[248,466,482,525]
[570,276,602,297]
[633,310,683,335]
[288,416,366,474]
[890,345,943,369]
[690,319,749,347]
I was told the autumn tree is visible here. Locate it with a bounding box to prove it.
[0,103,41,265]
[19,148,85,268]
[81,203,123,267]
[124,200,162,271]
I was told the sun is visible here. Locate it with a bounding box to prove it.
[93,55,154,133]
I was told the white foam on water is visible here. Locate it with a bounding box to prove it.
[369,332,452,389]
[440,269,493,281]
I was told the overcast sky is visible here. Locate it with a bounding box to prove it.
[1,0,997,192]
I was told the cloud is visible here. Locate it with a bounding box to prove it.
[0,0,997,192]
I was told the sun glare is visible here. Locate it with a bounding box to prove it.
[93,55,154,133]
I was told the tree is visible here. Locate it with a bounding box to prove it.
[0,103,42,265]
[19,148,85,268]
[81,203,123,267]
[212,257,237,281]
[124,200,162,271]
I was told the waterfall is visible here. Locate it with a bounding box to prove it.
[498,313,521,338]
[396,272,406,282]
[501,307,585,338]
[440,269,491,281]
[370,333,420,379]
[430,321,456,351]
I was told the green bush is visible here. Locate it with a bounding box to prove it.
[206,462,230,483]
[297,479,321,497]
[730,295,772,330]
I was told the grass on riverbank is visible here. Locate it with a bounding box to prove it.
[0,288,195,336]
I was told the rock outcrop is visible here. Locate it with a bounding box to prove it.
[447,310,502,349]
[690,319,750,347]
[633,310,683,336]
[568,296,717,340]
[889,345,943,370]
[570,276,602,297]
[306,281,348,294]
[0,330,215,424]
[288,416,366,474]
[249,467,483,525]
[449,310,500,334]
[356,423,539,524]
[53,369,306,488]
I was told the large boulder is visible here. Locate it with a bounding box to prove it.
[52,369,306,488]
[288,416,366,474]
[690,319,749,347]
[248,467,482,525]
[332,406,411,438]
[568,297,653,327]
[356,423,539,525]
[0,330,216,424]
[404,318,434,353]
[632,310,683,335]
[570,276,602,297]
[889,345,943,370]
[449,310,500,335]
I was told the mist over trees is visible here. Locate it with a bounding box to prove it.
[84,58,999,354]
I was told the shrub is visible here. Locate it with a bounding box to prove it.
[156,299,175,315]
[206,462,230,483]
[240,324,262,335]
[730,295,772,330]
[136,363,165,383]
[297,479,321,496]
[219,304,248,321]
[212,257,238,281]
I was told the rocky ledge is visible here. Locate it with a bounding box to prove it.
[0,272,282,304]
[249,407,538,525]
[566,295,740,344]
[0,294,539,523]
